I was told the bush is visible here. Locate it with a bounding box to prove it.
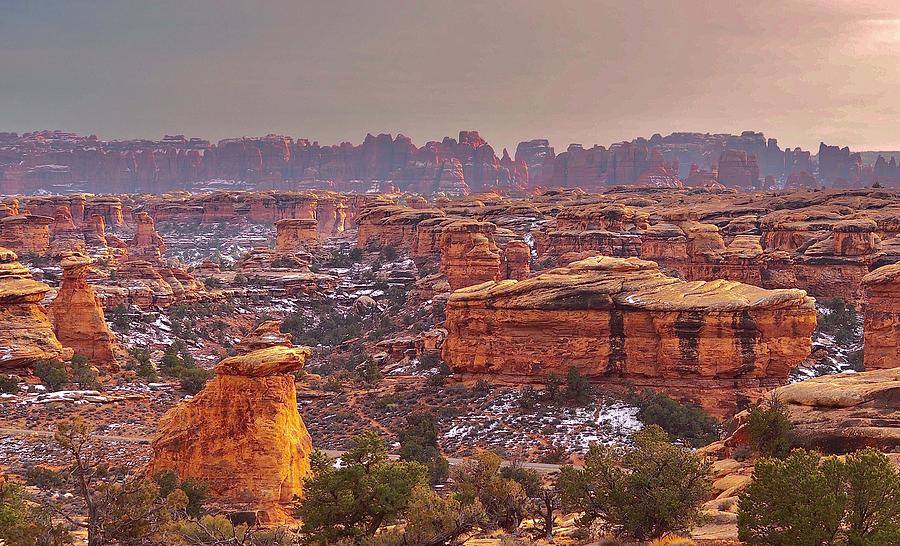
[71,355,99,389]
[0,374,20,394]
[33,360,70,391]
[398,413,450,485]
[153,470,208,518]
[566,367,592,403]
[178,368,213,394]
[295,431,427,543]
[630,390,718,447]
[474,379,492,394]
[380,245,399,262]
[745,396,793,458]
[500,462,542,498]
[559,425,711,541]
[740,450,835,545]
[452,450,529,532]
[24,465,67,488]
[203,276,223,289]
[0,482,71,545]
[817,298,860,346]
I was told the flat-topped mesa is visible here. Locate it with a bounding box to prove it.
[862,264,900,370]
[356,204,446,249]
[0,213,53,254]
[128,211,166,261]
[274,218,318,255]
[247,193,318,223]
[84,197,126,228]
[0,248,72,370]
[442,256,816,416]
[49,253,122,370]
[439,219,502,290]
[148,323,313,523]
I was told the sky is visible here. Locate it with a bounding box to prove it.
[2,0,900,152]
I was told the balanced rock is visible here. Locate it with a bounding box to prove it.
[49,253,121,370]
[442,256,816,415]
[148,325,313,522]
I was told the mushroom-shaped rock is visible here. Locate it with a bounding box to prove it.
[148,328,313,522]
[49,252,122,370]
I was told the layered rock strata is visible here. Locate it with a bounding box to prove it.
[862,264,900,370]
[148,323,313,522]
[439,220,501,290]
[0,248,72,369]
[274,218,318,254]
[443,256,816,415]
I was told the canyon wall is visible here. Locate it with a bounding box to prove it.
[862,263,900,370]
[443,256,816,416]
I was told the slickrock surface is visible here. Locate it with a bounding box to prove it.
[774,367,900,452]
[148,323,313,522]
[443,256,816,415]
[862,263,900,370]
[48,253,121,369]
[0,247,72,369]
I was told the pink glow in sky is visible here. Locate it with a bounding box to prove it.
[2,0,900,151]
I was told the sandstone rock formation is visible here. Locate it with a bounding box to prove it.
[439,220,501,290]
[128,212,165,261]
[49,253,121,370]
[148,323,313,522]
[443,256,816,415]
[274,218,318,254]
[771,368,900,452]
[0,248,72,370]
[862,263,900,370]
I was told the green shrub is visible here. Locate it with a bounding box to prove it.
[566,367,592,403]
[559,425,711,541]
[738,448,900,545]
[71,355,99,389]
[0,374,20,394]
[295,431,427,543]
[24,465,67,488]
[178,368,214,394]
[398,413,450,485]
[0,482,71,545]
[452,450,529,532]
[630,390,718,447]
[746,396,793,458]
[34,360,70,391]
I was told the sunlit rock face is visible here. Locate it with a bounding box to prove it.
[443,256,816,416]
[438,219,502,291]
[0,247,72,370]
[49,253,121,370]
[147,322,313,523]
[772,367,900,453]
[863,263,900,370]
[274,218,318,255]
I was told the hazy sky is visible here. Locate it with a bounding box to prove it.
[2,0,900,151]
